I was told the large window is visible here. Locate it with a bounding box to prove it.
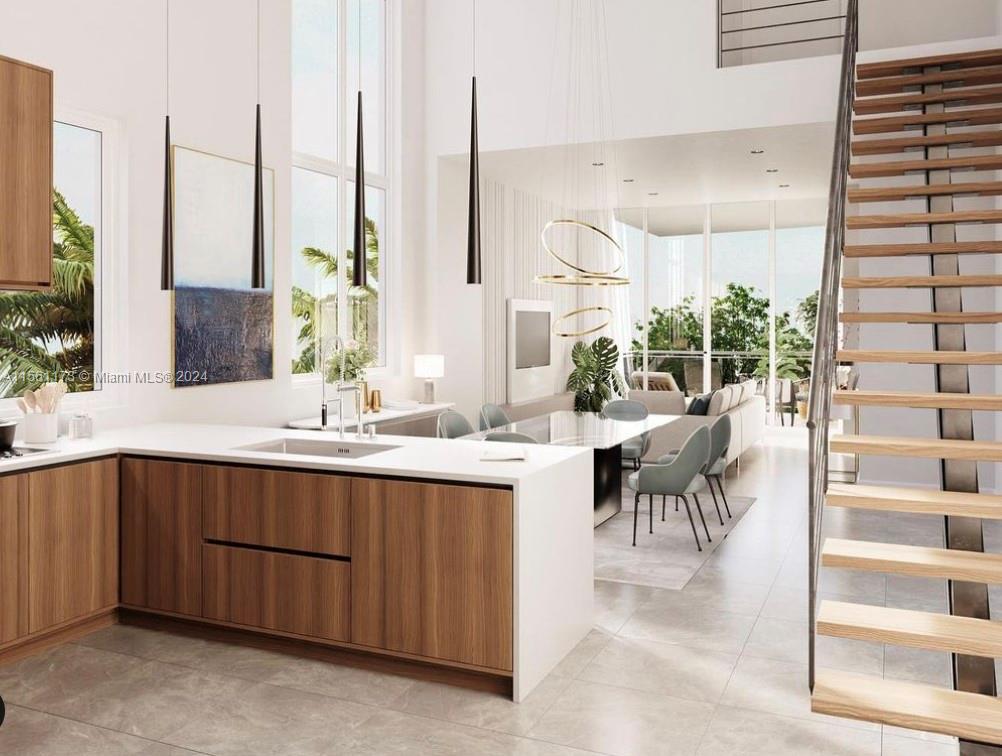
[625,199,825,427]
[292,0,391,375]
[0,121,102,399]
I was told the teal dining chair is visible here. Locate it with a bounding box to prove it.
[485,431,536,443]
[437,410,475,439]
[628,425,712,550]
[479,403,511,431]
[604,399,651,470]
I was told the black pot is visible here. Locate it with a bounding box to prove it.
[0,421,16,452]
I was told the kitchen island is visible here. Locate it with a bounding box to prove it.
[0,424,593,701]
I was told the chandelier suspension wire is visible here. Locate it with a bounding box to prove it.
[534,0,628,337]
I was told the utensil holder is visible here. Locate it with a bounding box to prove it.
[24,413,57,444]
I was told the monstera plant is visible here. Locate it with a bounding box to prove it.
[566,336,627,412]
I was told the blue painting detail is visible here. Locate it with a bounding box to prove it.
[174,287,272,386]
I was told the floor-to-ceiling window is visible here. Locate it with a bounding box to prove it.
[624,199,826,427]
[644,206,705,393]
[291,0,392,375]
[710,202,771,391]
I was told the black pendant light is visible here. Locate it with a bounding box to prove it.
[467,77,481,284]
[467,0,481,284]
[352,93,366,288]
[161,0,174,291]
[351,3,366,289]
[251,0,266,289]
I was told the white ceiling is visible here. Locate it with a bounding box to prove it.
[459,121,835,232]
[616,197,830,236]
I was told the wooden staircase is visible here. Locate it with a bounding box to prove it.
[812,44,1002,748]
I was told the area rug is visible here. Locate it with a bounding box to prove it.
[594,489,756,590]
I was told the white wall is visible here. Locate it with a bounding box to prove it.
[0,0,430,429]
[3,0,1000,439]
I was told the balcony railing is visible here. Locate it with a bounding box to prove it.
[718,0,847,68]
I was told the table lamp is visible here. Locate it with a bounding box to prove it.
[414,354,445,404]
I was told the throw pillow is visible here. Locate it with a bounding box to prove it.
[686,392,712,416]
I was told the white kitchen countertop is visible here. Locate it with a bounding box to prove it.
[0,422,591,486]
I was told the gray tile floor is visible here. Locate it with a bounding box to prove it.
[0,428,964,755]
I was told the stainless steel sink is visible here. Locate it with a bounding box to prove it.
[236,438,399,459]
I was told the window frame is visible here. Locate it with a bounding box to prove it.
[291,0,400,382]
[0,107,125,418]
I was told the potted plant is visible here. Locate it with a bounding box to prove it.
[566,336,627,412]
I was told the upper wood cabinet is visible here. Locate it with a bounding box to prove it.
[0,475,27,645]
[351,478,514,672]
[121,458,203,617]
[27,458,118,633]
[0,54,52,289]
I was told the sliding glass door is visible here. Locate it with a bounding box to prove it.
[625,198,826,428]
[710,202,771,393]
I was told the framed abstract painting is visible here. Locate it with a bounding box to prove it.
[171,146,274,387]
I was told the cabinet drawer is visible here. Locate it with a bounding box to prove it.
[202,544,349,641]
[202,466,350,556]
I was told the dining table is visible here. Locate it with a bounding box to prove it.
[462,410,682,526]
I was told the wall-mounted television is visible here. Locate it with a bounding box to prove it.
[507,299,556,403]
[515,311,551,369]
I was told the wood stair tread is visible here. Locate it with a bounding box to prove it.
[852,130,1002,156]
[821,538,1002,583]
[812,669,1002,744]
[853,106,1002,135]
[857,48,1002,80]
[839,311,1002,324]
[856,64,1002,97]
[827,482,1002,518]
[854,84,1002,115]
[848,154,1002,179]
[830,434,1002,462]
[848,181,1002,203]
[844,241,1002,258]
[818,600,1002,657]
[842,274,1002,288]
[832,389,1002,410]
[848,209,1002,229]
[838,349,1002,364]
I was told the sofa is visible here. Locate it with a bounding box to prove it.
[631,379,765,467]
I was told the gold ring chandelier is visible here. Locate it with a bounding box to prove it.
[535,219,629,336]
[552,305,613,338]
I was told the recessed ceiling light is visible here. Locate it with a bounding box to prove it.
[591,162,605,167]
[623,178,635,183]
[766,168,779,173]
[779,184,790,188]
[750,149,765,155]
[648,192,659,196]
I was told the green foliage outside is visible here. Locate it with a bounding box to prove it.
[292,216,379,374]
[0,190,95,399]
[566,336,627,412]
[632,282,817,391]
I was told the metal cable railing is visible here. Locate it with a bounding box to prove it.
[806,0,857,693]
[718,0,847,68]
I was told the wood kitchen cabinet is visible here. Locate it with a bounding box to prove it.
[351,478,514,671]
[202,465,350,557]
[27,459,118,633]
[202,543,350,641]
[121,458,203,616]
[0,475,27,644]
[0,54,53,289]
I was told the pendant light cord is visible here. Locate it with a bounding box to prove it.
[358,0,362,92]
[165,0,170,114]
[257,0,261,102]
[473,0,477,76]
